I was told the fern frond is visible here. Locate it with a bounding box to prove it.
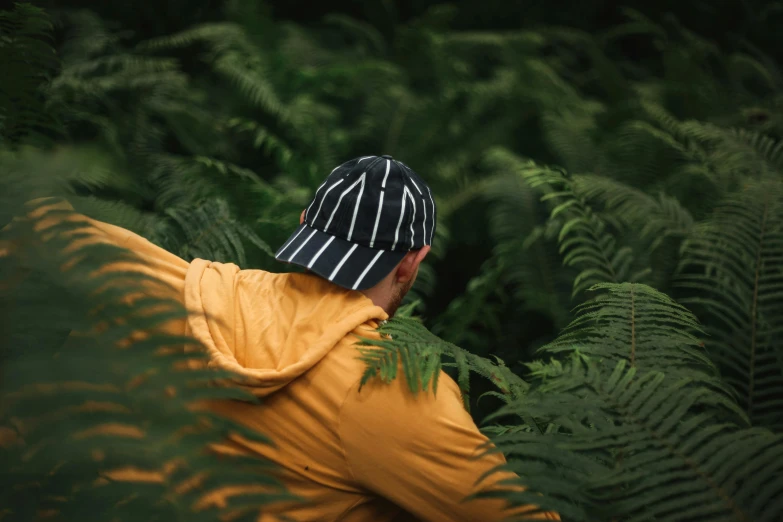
[50,54,187,101]
[724,127,783,174]
[480,162,573,328]
[635,102,778,193]
[212,54,289,121]
[607,118,700,182]
[146,153,268,211]
[540,105,602,175]
[67,195,161,238]
[225,117,294,168]
[357,316,530,411]
[139,23,289,122]
[137,22,246,53]
[540,282,737,401]
[677,180,783,430]
[165,198,272,265]
[479,358,777,521]
[573,174,694,250]
[484,149,650,296]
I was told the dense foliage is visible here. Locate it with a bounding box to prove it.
[2,1,783,520]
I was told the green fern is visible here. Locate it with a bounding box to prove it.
[573,174,694,250]
[480,158,573,329]
[479,356,780,521]
[677,180,783,431]
[630,102,768,195]
[728,127,783,172]
[357,316,530,412]
[224,118,294,168]
[165,198,273,266]
[139,23,289,122]
[485,149,651,296]
[540,105,602,175]
[539,282,736,401]
[357,284,778,520]
[147,153,263,208]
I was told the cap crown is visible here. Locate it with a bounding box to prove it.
[303,155,436,252]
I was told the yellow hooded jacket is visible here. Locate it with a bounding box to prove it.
[11,201,560,522]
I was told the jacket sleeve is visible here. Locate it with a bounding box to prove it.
[338,370,560,521]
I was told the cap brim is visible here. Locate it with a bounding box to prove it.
[274,223,406,291]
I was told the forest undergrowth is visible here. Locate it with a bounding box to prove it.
[2,1,783,520]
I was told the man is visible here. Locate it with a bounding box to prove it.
[13,155,559,521]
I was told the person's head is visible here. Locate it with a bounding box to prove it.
[275,155,436,317]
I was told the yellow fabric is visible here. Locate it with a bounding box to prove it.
[6,200,560,521]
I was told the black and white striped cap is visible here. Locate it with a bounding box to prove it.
[275,155,436,291]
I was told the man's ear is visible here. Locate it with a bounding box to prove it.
[396,245,430,283]
[300,209,306,225]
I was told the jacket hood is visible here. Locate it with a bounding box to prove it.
[184,259,388,397]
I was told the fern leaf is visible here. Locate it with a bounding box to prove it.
[677,180,783,430]
[573,174,694,250]
[480,357,779,521]
[540,282,738,403]
[490,151,648,296]
[480,151,574,327]
[166,198,272,266]
[357,316,530,412]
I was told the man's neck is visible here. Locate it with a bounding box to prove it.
[360,287,391,316]
[308,270,395,316]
